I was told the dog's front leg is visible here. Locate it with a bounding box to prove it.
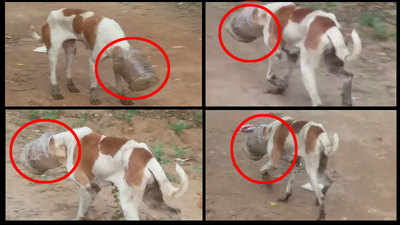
[114,72,134,105]
[88,58,102,105]
[300,52,322,106]
[340,68,354,106]
[117,184,143,220]
[63,40,80,93]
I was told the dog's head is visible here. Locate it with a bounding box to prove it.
[240,124,272,161]
[21,132,66,175]
[112,46,159,92]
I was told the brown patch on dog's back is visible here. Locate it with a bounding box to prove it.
[73,133,101,183]
[82,15,103,49]
[306,126,324,153]
[99,136,128,157]
[268,4,296,46]
[291,120,308,133]
[65,8,102,49]
[41,23,51,49]
[305,16,335,50]
[63,8,88,17]
[291,8,314,23]
[272,119,294,166]
[125,148,153,187]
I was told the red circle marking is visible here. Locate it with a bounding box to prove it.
[218,4,282,63]
[230,114,298,184]
[9,119,81,184]
[95,37,170,100]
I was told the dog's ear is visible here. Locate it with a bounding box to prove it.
[240,124,256,133]
[252,9,268,26]
[48,137,67,162]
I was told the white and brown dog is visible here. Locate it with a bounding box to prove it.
[21,127,188,220]
[31,8,159,105]
[225,2,362,106]
[240,116,339,220]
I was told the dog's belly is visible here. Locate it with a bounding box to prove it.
[91,152,125,179]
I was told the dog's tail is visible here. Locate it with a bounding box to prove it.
[326,27,362,62]
[319,132,339,156]
[30,25,42,42]
[146,158,189,198]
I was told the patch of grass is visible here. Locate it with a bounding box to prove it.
[360,11,388,39]
[168,121,190,135]
[308,5,321,10]
[173,146,187,158]
[193,165,202,173]
[112,110,140,123]
[27,110,59,120]
[326,2,338,7]
[151,142,170,164]
[193,112,202,125]
[75,112,88,127]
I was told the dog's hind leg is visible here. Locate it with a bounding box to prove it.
[48,38,64,100]
[143,178,181,220]
[340,68,354,106]
[74,185,100,220]
[63,40,80,93]
[300,50,322,106]
[278,170,296,202]
[304,154,326,220]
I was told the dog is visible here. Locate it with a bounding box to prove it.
[225,2,362,106]
[31,8,159,105]
[240,116,339,220]
[21,127,188,220]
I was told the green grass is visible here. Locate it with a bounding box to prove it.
[112,110,140,123]
[360,11,388,39]
[193,165,202,173]
[326,2,338,7]
[168,121,190,135]
[308,5,321,10]
[151,142,170,164]
[193,112,202,125]
[173,146,187,158]
[75,112,88,127]
[27,110,59,120]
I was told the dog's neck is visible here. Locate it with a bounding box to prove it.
[52,127,93,169]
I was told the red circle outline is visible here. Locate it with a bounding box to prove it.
[218,4,282,63]
[230,114,298,184]
[9,119,82,184]
[95,37,170,100]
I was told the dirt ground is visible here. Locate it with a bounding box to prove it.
[206,2,396,106]
[6,110,202,220]
[206,110,396,220]
[5,2,202,106]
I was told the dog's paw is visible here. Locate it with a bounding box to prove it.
[89,98,102,105]
[89,88,102,105]
[277,193,292,202]
[67,80,80,93]
[120,99,134,105]
[51,85,64,100]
